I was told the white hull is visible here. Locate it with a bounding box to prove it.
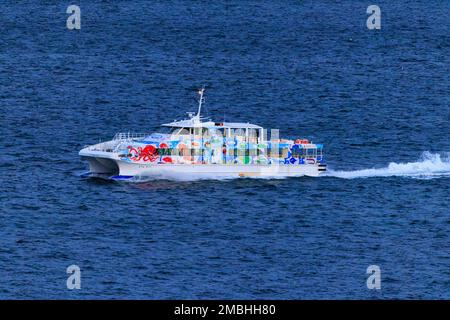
[118,161,323,179]
[80,151,326,180]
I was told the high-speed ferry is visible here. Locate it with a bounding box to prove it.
[79,88,326,180]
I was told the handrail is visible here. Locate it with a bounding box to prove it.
[113,132,151,141]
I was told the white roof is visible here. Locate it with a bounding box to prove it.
[223,122,262,129]
[162,119,262,129]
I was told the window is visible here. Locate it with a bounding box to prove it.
[188,149,202,157]
[217,128,226,138]
[157,148,174,156]
[232,128,245,137]
[292,147,302,158]
[178,148,189,157]
[305,148,316,157]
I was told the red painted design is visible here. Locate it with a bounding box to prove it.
[128,145,159,162]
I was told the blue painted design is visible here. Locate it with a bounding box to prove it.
[111,175,134,180]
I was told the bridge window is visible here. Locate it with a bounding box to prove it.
[231,128,245,137]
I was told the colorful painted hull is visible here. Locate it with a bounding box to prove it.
[80,147,326,180]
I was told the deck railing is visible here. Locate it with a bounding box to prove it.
[113,132,150,141]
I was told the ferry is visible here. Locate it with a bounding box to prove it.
[79,88,326,180]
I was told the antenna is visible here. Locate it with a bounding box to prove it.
[196,86,205,118]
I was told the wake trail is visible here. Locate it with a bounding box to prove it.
[326,152,450,179]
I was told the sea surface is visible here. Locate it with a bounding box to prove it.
[1,1,449,299]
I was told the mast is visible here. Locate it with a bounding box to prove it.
[196,87,205,162]
[196,87,205,118]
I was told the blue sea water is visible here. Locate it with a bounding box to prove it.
[1,0,449,299]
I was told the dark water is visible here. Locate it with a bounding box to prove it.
[1,1,449,299]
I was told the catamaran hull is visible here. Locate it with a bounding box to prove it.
[81,155,326,180]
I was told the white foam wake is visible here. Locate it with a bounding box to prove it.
[327,152,450,179]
